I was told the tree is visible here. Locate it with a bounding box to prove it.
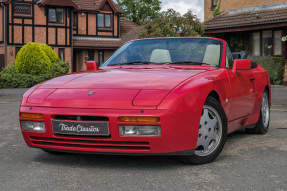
[116,0,161,25]
[139,9,205,38]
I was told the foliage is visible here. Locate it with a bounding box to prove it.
[116,0,161,25]
[15,43,59,75]
[38,43,60,63]
[0,60,70,88]
[212,0,223,17]
[229,35,244,52]
[139,9,204,38]
[249,56,285,85]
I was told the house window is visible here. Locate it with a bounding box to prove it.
[98,51,104,65]
[58,48,65,60]
[14,4,32,15]
[98,13,111,28]
[252,32,260,56]
[88,50,94,61]
[15,47,22,58]
[49,8,64,24]
[251,30,283,56]
[212,0,217,7]
[274,30,282,55]
[262,30,272,56]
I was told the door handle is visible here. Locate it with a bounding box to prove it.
[250,78,255,82]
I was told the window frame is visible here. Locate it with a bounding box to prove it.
[48,8,65,24]
[251,29,284,57]
[15,47,22,58]
[97,13,112,29]
[58,48,65,60]
[14,3,32,15]
[273,30,283,56]
[212,0,217,7]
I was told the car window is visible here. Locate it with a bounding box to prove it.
[225,45,234,69]
[102,38,223,67]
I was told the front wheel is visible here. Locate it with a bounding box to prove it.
[178,96,227,165]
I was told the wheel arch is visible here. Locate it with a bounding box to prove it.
[208,90,220,105]
[264,85,271,106]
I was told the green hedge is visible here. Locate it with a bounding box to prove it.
[249,56,285,85]
[0,60,70,88]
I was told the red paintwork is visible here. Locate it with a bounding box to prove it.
[232,59,251,74]
[19,37,271,155]
[86,61,98,71]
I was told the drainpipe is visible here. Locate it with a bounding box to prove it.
[1,2,7,66]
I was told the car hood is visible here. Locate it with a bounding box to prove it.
[23,68,207,109]
[39,68,206,90]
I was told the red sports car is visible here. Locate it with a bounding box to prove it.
[19,37,270,164]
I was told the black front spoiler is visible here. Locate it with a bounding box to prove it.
[38,147,195,156]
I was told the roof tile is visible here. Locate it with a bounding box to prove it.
[205,6,287,30]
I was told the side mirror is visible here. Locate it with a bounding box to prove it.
[86,61,98,71]
[232,59,251,74]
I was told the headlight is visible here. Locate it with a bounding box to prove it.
[119,125,161,136]
[21,121,46,132]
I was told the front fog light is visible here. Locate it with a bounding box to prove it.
[119,125,161,136]
[21,121,46,132]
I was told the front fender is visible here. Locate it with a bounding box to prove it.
[158,69,231,114]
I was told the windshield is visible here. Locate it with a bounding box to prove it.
[102,38,222,67]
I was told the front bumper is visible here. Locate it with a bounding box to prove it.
[19,106,201,155]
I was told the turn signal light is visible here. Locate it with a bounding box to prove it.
[118,117,160,123]
[20,113,44,119]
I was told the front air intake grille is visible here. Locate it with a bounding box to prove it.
[30,136,150,151]
[55,115,109,121]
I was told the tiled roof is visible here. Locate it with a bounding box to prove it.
[36,0,122,13]
[205,6,287,30]
[72,0,122,13]
[73,19,141,48]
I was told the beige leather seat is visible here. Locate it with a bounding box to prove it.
[203,45,220,67]
[150,49,171,63]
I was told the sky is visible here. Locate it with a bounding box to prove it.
[160,0,204,22]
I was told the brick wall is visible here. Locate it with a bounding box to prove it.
[88,14,97,35]
[205,0,287,21]
[0,46,4,54]
[6,46,15,66]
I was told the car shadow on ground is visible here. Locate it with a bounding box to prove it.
[32,129,252,168]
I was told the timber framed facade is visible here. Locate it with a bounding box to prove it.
[0,0,139,72]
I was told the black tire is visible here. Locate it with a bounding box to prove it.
[246,90,270,134]
[177,96,227,165]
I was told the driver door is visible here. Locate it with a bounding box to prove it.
[225,46,256,121]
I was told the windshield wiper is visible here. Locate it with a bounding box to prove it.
[112,61,155,66]
[167,61,210,65]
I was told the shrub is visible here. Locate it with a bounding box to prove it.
[15,43,54,75]
[39,43,60,63]
[0,60,70,88]
[249,56,285,85]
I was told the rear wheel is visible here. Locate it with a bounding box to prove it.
[246,91,270,134]
[178,96,227,165]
